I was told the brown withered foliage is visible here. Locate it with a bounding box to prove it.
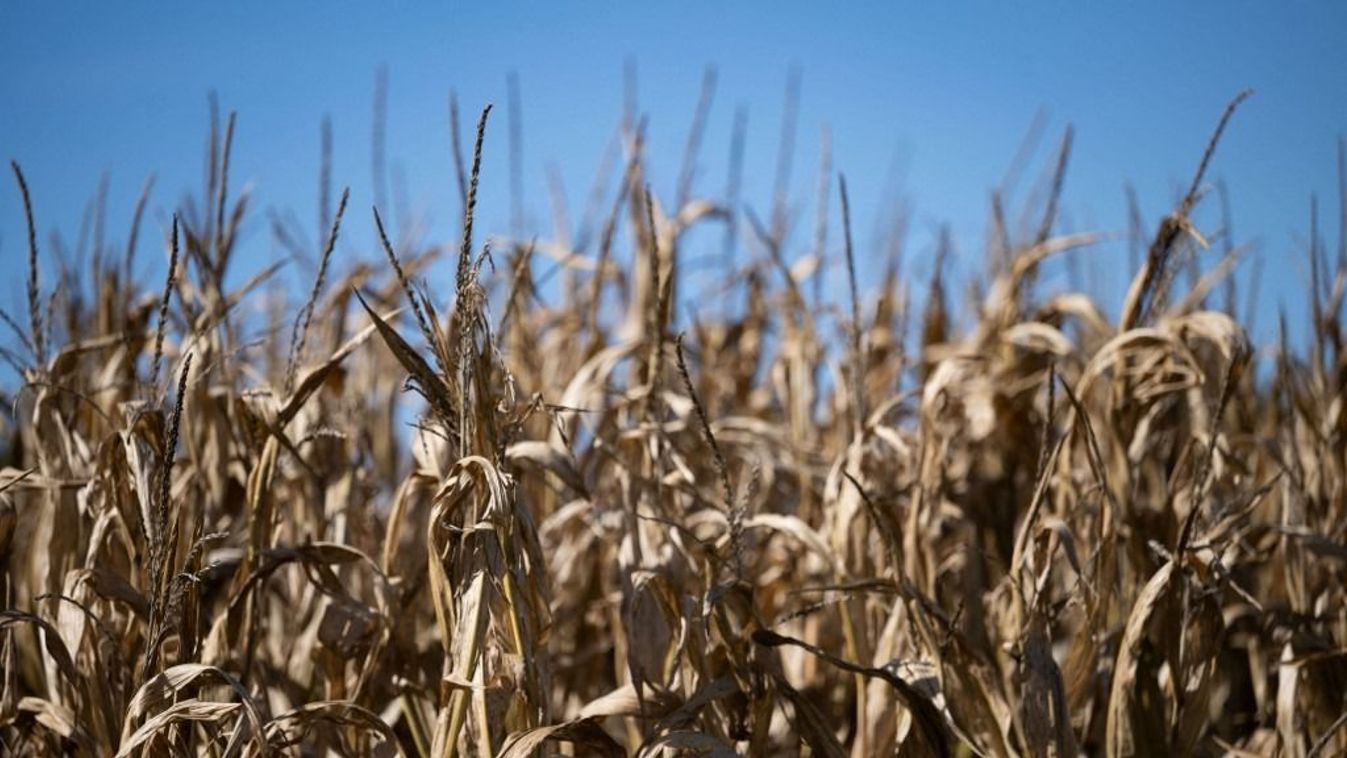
[2,89,1345,757]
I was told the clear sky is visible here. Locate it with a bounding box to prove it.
[2,2,1345,357]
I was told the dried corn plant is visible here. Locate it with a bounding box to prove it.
[2,87,1345,757]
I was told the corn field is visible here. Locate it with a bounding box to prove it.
[1,88,1345,756]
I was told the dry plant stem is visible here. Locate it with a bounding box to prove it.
[286,186,350,393]
[811,127,831,308]
[839,173,866,429]
[124,174,155,284]
[144,353,192,681]
[674,333,737,569]
[449,91,469,207]
[319,116,333,237]
[11,161,45,367]
[770,66,801,240]
[150,216,179,393]
[642,185,668,395]
[455,105,492,458]
[214,112,236,267]
[845,472,901,571]
[497,239,536,337]
[722,106,747,267]
[1121,90,1252,330]
[1176,351,1244,555]
[458,105,492,295]
[371,205,453,396]
[588,121,644,343]
[1035,127,1074,245]
[675,65,718,210]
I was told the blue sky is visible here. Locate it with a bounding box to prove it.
[2,2,1345,358]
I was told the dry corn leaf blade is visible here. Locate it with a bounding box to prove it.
[496,717,624,758]
[354,288,458,426]
[115,699,242,758]
[1105,561,1177,757]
